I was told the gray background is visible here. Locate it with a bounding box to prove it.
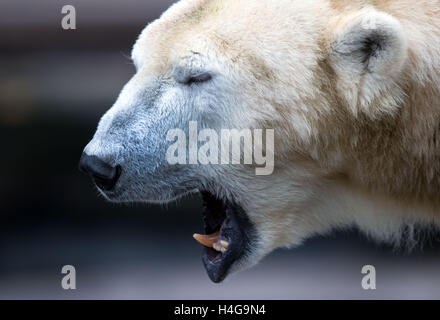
[0,0,439,300]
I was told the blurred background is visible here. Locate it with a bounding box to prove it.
[0,0,439,300]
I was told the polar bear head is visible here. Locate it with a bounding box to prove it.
[80,0,408,282]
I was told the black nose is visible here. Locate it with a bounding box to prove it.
[79,153,121,191]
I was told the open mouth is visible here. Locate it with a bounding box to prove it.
[193,191,256,283]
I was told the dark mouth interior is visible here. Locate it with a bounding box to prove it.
[201,191,227,261]
[198,190,255,283]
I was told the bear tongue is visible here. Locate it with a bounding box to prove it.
[193,232,229,252]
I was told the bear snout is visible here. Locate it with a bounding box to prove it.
[79,153,121,191]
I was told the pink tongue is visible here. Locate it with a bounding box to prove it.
[193,231,220,248]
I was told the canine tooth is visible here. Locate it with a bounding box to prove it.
[193,232,220,248]
[193,232,229,253]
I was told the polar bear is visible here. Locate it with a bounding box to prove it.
[79,0,440,283]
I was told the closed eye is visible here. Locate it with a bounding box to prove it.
[182,72,212,85]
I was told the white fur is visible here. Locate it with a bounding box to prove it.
[83,0,440,278]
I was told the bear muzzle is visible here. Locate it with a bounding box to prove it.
[79,153,121,191]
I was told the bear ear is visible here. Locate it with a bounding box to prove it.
[328,8,407,118]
